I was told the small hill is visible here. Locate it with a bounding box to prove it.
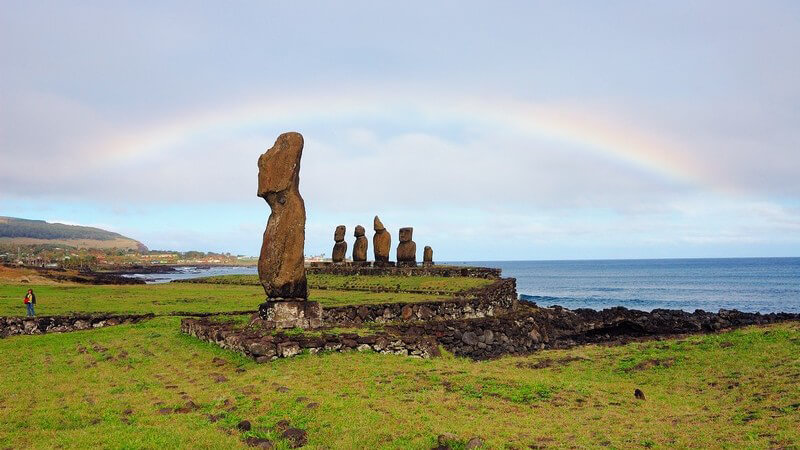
[0,216,148,252]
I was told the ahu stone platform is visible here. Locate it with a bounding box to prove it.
[306,264,501,279]
[181,304,800,362]
[179,265,800,362]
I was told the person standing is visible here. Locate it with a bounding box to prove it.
[24,289,36,317]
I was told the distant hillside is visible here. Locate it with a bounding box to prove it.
[0,217,148,252]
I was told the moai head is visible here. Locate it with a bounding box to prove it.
[354,225,365,237]
[374,216,386,232]
[334,225,346,242]
[399,227,413,243]
[257,132,304,201]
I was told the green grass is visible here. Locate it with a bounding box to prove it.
[181,274,491,294]
[0,318,797,448]
[0,283,446,317]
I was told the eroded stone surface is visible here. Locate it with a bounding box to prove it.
[257,132,307,299]
[331,225,347,263]
[256,300,323,329]
[373,216,391,263]
[353,225,368,262]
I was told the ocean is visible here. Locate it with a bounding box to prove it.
[128,257,800,314]
[456,258,800,313]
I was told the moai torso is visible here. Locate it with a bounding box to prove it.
[257,132,307,299]
[332,225,347,263]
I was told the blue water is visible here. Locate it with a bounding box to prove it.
[450,258,800,313]
[123,266,257,284]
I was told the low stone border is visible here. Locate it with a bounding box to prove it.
[0,313,155,338]
[386,306,800,360]
[306,265,501,279]
[180,318,439,361]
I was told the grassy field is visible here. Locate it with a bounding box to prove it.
[0,283,446,317]
[0,275,488,317]
[179,274,492,294]
[0,317,798,448]
[1,274,798,448]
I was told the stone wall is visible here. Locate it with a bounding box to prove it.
[180,318,440,361]
[386,306,800,360]
[182,306,799,363]
[322,278,518,326]
[0,313,155,338]
[306,264,501,279]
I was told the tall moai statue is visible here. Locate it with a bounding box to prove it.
[353,225,368,263]
[257,132,307,299]
[256,132,321,329]
[332,225,347,263]
[423,246,434,266]
[396,227,417,267]
[373,216,391,265]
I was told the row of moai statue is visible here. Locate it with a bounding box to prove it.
[332,216,434,267]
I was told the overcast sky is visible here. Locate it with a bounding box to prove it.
[2,1,799,260]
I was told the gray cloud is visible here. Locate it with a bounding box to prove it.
[2,1,799,258]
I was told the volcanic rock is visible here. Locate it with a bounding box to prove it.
[282,428,308,448]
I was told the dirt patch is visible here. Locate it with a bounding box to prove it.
[516,356,588,369]
[631,358,675,371]
[211,373,228,383]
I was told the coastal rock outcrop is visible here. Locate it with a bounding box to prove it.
[331,225,347,263]
[373,216,391,264]
[257,132,308,299]
[423,246,433,266]
[352,225,368,262]
[396,227,417,267]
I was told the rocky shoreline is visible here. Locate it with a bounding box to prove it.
[0,264,146,285]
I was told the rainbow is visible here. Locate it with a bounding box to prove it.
[92,90,710,190]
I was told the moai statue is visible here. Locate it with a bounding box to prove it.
[352,225,368,263]
[423,246,434,266]
[396,227,417,267]
[373,215,391,265]
[331,225,347,263]
[257,132,307,299]
[256,132,322,329]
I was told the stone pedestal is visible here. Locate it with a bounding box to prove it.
[372,261,396,268]
[256,300,323,329]
[397,261,417,268]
